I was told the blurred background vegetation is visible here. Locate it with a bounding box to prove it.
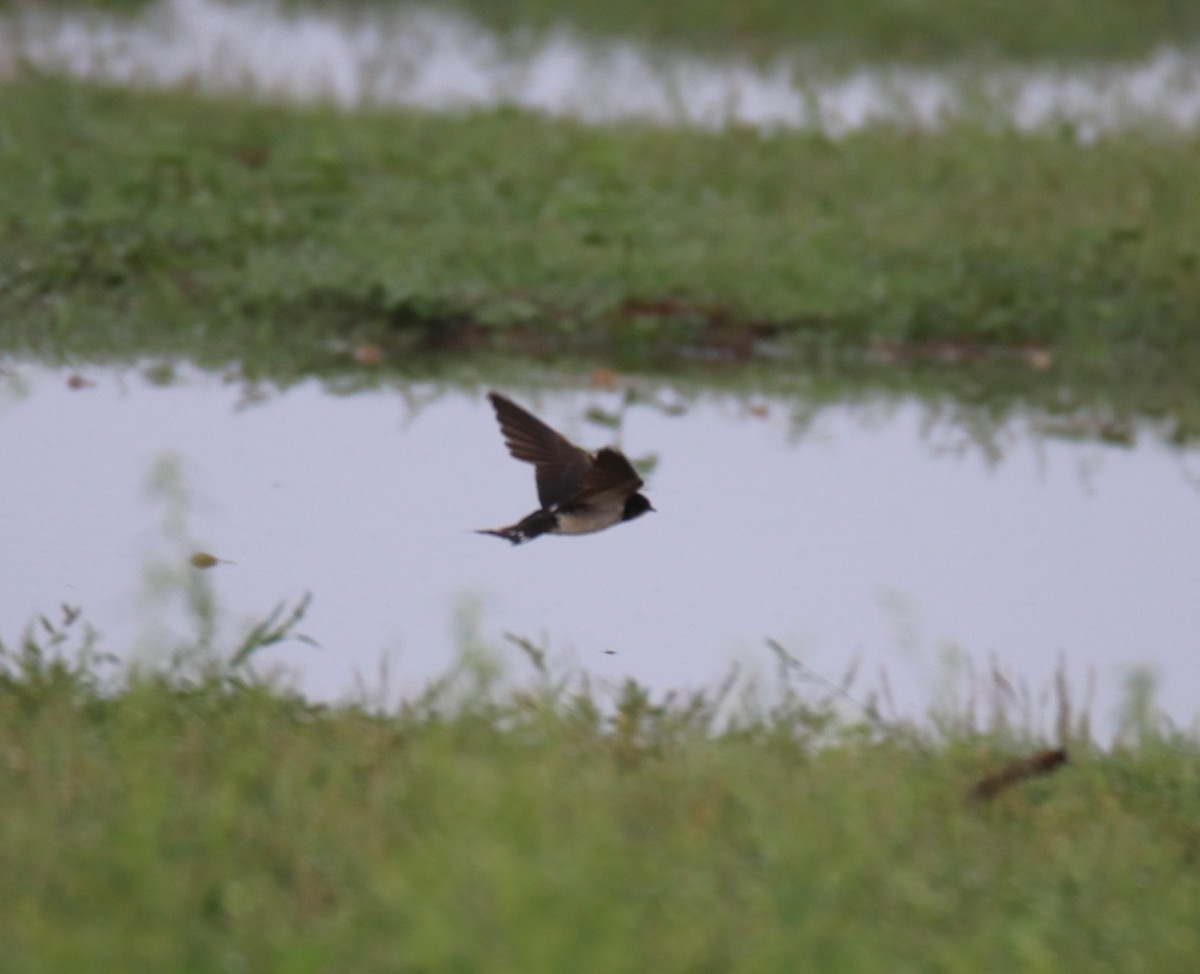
[3,0,1200,62]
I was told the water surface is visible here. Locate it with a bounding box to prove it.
[4,0,1200,134]
[3,362,1198,734]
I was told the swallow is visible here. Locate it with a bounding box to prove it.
[478,392,654,545]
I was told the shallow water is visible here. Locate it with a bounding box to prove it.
[3,362,1198,734]
[4,0,1200,134]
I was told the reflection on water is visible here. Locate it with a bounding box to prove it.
[2,361,1199,736]
[4,0,1200,134]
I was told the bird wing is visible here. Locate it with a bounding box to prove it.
[489,392,594,508]
[559,448,644,510]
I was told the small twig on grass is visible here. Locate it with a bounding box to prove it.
[765,637,909,742]
[230,592,316,670]
[504,631,547,677]
[967,748,1069,802]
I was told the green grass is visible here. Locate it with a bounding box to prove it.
[3,79,1200,436]
[8,0,1200,62]
[2,610,1198,972]
[1,81,1196,344]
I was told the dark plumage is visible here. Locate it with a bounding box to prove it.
[478,392,654,545]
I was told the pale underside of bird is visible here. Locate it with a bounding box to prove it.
[478,392,654,545]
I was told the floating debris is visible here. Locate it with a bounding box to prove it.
[353,343,384,366]
[190,551,235,569]
[589,368,617,390]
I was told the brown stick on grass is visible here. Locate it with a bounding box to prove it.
[967,748,1069,802]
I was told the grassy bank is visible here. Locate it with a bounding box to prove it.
[2,617,1198,973]
[3,80,1200,433]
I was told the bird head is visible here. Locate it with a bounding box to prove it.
[623,493,655,521]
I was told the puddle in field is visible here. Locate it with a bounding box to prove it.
[4,0,1200,134]
[2,362,1199,736]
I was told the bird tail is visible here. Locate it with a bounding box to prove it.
[475,528,528,545]
[476,510,556,545]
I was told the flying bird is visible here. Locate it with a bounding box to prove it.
[478,391,654,545]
